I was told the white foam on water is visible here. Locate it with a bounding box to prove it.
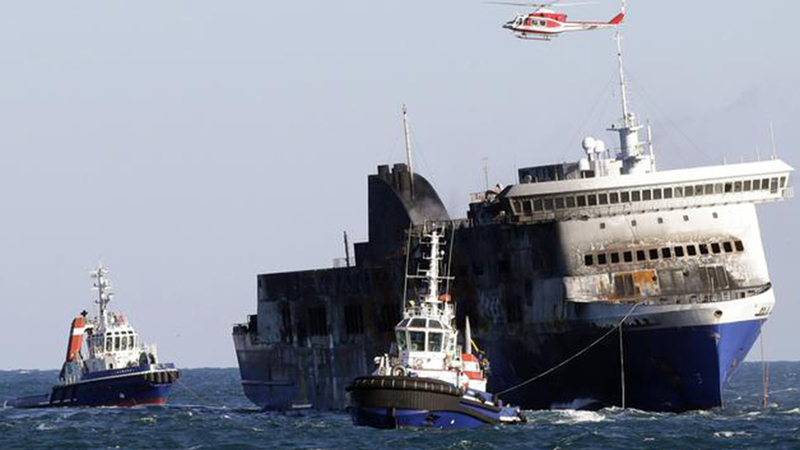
[781,407,800,414]
[554,410,606,424]
[713,431,751,438]
[35,423,56,431]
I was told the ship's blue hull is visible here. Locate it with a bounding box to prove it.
[487,318,764,411]
[10,365,179,408]
[236,318,764,412]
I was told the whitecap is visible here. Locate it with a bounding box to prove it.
[35,423,56,431]
[781,407,800,414]
[554,410,606,424]
[714,431,751,438]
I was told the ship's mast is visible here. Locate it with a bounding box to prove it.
[91,265,113,327]
[616,33,632,129]
[609,32,655,175]
[402,104,415,199]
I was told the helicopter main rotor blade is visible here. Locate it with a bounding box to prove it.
[484,1,598,6]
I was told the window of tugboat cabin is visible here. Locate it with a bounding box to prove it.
[428,332,443,352]
[396,330,407,351]
[106,336,113,352]
[409,331,426,351]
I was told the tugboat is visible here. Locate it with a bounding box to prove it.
[10,265,181,408]
[346,224,525,428]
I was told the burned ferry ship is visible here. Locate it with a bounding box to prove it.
[233,37,793,412]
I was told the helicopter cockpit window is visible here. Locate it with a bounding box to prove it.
[428,332,443,352]
[409,318,427,328]
[397,319,409,328]
[396,331,407,351]
[409,331,425,351]
[428,320,442,329]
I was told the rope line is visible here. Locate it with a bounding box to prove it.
[497,302,641,397]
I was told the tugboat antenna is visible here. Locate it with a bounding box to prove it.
[402,104,415,199]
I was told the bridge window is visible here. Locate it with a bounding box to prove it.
[577,195,587,207]
[428,332,443,352]
[711,243,721,254]
[610,252,620,263]
[114,336,120,351]
[636,250,646,262]
[396,331,407,351]
[599,193,608,205]
[663,187,673,199]
[566,196,576,208]
[699,244,709,255]
[410,318,427,327]
[725,182,733,193]
[695,184,704,195]
[674,186,683,197]
[705,184,714,195]
[631,191,641,202]
[649,249,659,260]
[744,180,752,191]
[661,247,672,258]
[555,197,565,209]
[715,183,723,194]
[642,190,652,201]
[409,331,425,351]
[753,179,760,190]
[780,176,786,188]
[584,254,594,266]
[687,245,697,256]
[735,240,745,252]
[723,242,733,253]
[771,178,779,193]
[121,336,128,351]
[685,185,694,197]
[610,192,619,204]
[623,251,633,263]
[620,192,630,202]
[544,198,554,210]
[597,253,607,265]
[523,201,532,214]
[106,337,112,351]
[762,178,769,190]
[734,181,742,193]
[674,246,685,257]
[533,199,543,211]
[588,194,597,206]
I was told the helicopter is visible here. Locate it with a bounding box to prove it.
[492,0,625,41]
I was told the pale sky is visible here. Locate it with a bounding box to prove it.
[1,0,798,369]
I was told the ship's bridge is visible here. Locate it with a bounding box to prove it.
[498,159,793,224]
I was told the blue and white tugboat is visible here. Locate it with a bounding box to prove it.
[346,225,524,429]
[10,265,181,408]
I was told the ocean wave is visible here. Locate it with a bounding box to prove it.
[554,410,606,424]
[713,431,751,438]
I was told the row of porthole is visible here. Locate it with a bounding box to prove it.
[584,240,745,266]
[514,175,787,215]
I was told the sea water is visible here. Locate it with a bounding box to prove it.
[2,362,798,450]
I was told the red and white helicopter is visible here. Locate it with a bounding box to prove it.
[493,0,625,40]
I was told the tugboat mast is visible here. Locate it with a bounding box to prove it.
[91,265,113,327]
